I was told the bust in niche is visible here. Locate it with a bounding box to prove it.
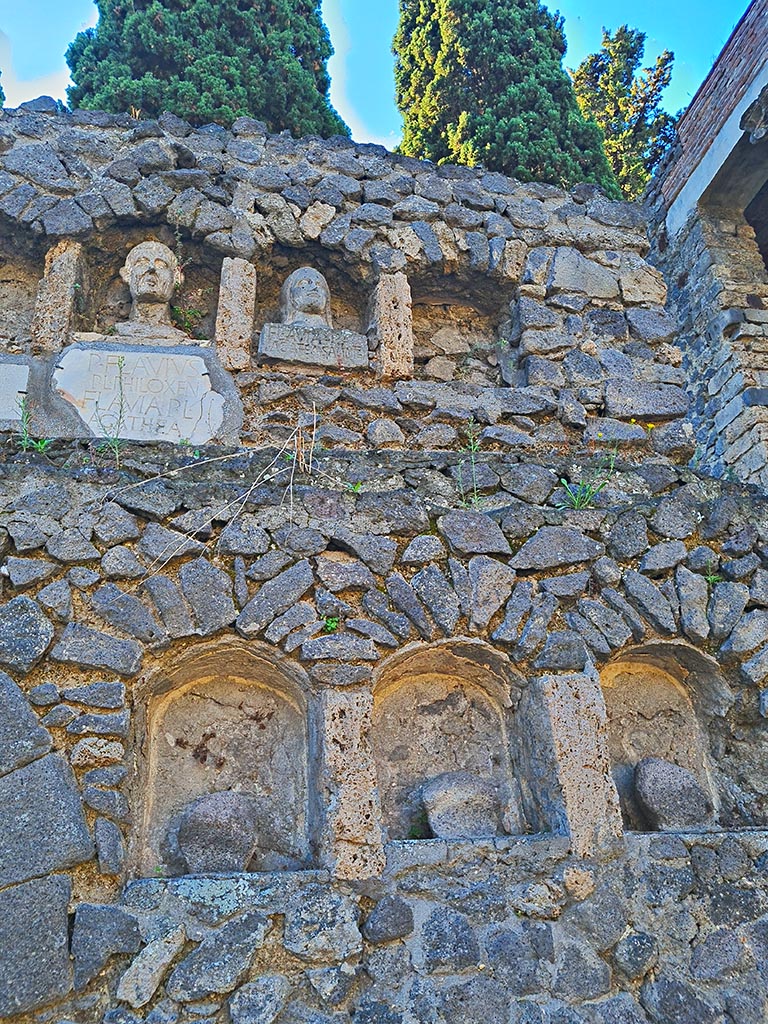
[258,265,368,369]
[110,240,191,344]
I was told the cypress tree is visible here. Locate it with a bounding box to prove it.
[393,0,619,196]
[572,26,676,199]
[0,70,5,107]
[66,0,349,137]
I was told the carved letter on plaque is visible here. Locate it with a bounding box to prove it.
[258,267,369,370]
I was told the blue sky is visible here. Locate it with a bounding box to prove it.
[0,0,745,148]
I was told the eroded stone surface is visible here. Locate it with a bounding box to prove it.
[0,874,73,1017]
[0,752,93,887]
[54,344,228,444]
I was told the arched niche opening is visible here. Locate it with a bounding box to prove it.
[132,642,318,877]
[601,643,729,832]
[371,640,553,842]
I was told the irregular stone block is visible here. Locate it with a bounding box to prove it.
[0,874,72,1017]
[422,770,502,838]
[604,379,688,420]
[634,757,714,830]
[174,791,260,873]
[138,523,205,562]
[5,555,57,588]
[218,514,270,555]
[95,815,126,875]
[511,526,604,570]
[140,575,196,638]
[51,623,143,676]
[236,559,314,636]
[0,752,94,887]
[437,510,511,556]
[622,571,676,634]
[301,633,378,661]
[178,558,237,635]
[72,903,141,990]
[385,573,434,640]
[284,885,362,962]
[166,911,271,1001]
[92,584,168,646]
[411,563,461,636]
[368,272,414,379]
[0,669,52,776]
[363,896,415,945]
[229,976,292,1024]
[31,239,85,353]
[548,247,619,299]
[215,256,256,371]
[468,555,516,630]
[116,926,186,1009]
[708,581,750,641]
[421,908,480,972]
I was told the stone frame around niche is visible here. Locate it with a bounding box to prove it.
[600,641,734,833]
[129,641,322,879]
[370,640,565,844]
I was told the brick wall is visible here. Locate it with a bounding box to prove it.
[657,0,768,208]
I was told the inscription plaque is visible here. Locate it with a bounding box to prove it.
[53,347,226,444]
[0,363,30,422]
[258,323,369,369]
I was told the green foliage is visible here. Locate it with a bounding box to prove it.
[15,397,54,454]
[0,69,5,107]
[66,0,349,136]
[556,446,617,510]
[393,0,619,195]
[572,25,677,199]
[323,616,340,633]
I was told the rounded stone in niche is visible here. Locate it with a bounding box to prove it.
[633,757,714,831]
[174,791,260,873]
[421,770,503,839]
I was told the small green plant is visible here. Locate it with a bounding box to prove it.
[95,355,126,468]
[557,445,618,511]
[73,281,86,314]
[704,563,723,586]
[15,397,54,454]
[457,416,482,509]
[170,304,204,335]
[347,481,363,493]
[323,616,340,633]
[407,808,432,840]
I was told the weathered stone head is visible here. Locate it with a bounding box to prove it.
[280,267,332,328]
[119,241,180,327]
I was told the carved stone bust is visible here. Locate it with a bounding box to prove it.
[258,265,368,369]
[111,240,187,343]
[281,267,333,328]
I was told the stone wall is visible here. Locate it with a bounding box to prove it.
[0,101,767,1024]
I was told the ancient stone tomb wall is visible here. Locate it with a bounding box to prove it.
[0,103,766,1024]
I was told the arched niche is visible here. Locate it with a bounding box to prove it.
[371,640,552,841]
[132,641,318,877]
[601,643,727,831]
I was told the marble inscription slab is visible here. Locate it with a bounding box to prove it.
[53,346,226,444]
[258,323,369,369]
[0,361,30,422]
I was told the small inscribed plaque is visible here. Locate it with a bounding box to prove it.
[53,346,225,444]
[258,323,369,369]
[0,362,30,422]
